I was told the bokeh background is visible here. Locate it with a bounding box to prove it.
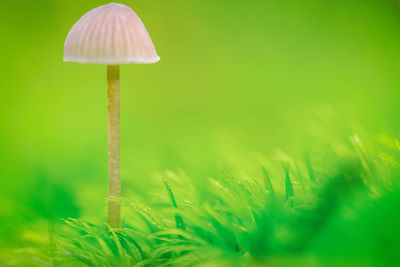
[1,0,400,257]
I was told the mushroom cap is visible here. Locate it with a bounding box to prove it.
[64,3,160,64]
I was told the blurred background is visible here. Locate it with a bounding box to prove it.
[1,0,400,257]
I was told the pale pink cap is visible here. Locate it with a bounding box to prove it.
[64,3,160,64]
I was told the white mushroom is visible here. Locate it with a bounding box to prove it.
[64,2,160,228]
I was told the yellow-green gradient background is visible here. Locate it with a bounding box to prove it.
[0,0,399,250]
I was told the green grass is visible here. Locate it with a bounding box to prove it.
[6,136,400,266]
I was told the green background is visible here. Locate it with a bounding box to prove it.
[0,0,399,252]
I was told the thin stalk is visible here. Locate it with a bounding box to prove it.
[107,64,121,228]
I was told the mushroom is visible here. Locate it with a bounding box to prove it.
[63,3,160,227]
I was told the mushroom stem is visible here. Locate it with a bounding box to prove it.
[107,64,121,228]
